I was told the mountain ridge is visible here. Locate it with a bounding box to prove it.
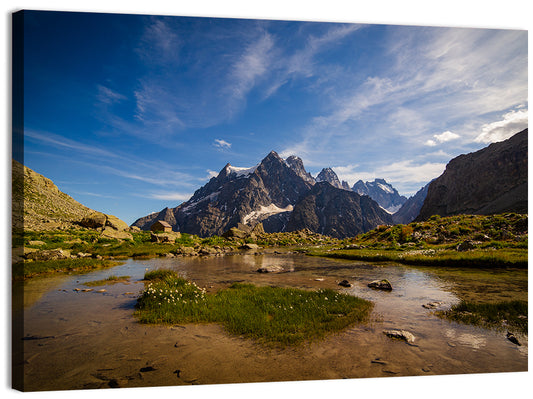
[132,151,393,237]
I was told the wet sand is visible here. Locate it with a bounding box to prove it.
[13,253,528,391]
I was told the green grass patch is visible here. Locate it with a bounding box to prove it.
[309,248,527,268]
[135,270,373,346]
[12,258,123,280]
[437,300,528,335]
[83,275,130,286]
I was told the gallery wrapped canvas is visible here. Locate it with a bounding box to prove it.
[11,6,527,395]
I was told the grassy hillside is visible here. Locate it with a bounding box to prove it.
[310,213,528,268]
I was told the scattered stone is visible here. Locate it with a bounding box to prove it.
[383,329,416,345]
[151,231,181,243]
[368,279,393,291]
[422,301,443,309]
[198,246,218,255]
[28,240,46,246]
[506,332,521,346]
[222,227,248,240]
[140,366,157,372]
[257,265,284,273]
[96,289,107,293]
[25,248,69,261]
[240,243,260,250]
[447,341,456,348]
[80,212,107,229]
[314,278,324,282]
[338,280,352,288]
[456,240,475,251]
[105,214,130,231]
[100,227,133,241]
[77,252,92,258]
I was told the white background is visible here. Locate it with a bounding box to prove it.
[1,1,531,398]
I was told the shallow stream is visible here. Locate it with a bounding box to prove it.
[13,252,528,391]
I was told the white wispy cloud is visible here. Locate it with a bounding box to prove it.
[96,85,127,104]
[25,129,121,159]
[475,108,528,143]
[213,139,232,149]
[136,17,182,64]
[281,25,527,183]
[144,192,193,201]
[229,32,275,105]
[25,129,197,188]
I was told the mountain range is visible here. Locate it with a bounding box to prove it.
[133,129,527,237]
[132,151,394,238]
[16,129,527,239]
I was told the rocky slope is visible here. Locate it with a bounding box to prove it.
[12,160,131,238]
[12,160,94,231]
[353,179,407,213]
[132,151,392,238]
[392,182,431,224]
[286,182,393,238]
[416,129,528,221]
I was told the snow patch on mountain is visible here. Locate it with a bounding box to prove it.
[181,191,220,214]
[377,182,395,194]
[242,204,294,225]
[380,204,403,214]
[226,164,258,177]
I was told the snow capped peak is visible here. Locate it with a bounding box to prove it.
[224,163,258,177]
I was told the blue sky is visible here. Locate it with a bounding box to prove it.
[19,10,528,225]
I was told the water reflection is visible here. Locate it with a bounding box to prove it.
[445,329,487,349]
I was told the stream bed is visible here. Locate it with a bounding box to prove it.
[13,252,528,391]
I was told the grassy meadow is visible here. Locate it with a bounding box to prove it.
[136,269,373,345]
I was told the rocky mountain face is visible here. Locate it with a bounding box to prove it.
[285,155,316,185]
[392,182,431,224]
[352,178,407,213]
[315,167,350,190]
[286,182,393,238]
[13,160,132,238]
[133,151,313,236]
[132,151,392,238]
[416,129,528,221]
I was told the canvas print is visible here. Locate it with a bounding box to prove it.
[12,9,527,392]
